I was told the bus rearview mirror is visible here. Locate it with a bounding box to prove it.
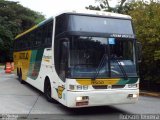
[136,42,142,63]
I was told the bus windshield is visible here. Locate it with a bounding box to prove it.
[68,36,137,78]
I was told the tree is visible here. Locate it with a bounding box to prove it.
[127,1,160,84]
[86,0,127,13]
[0,0,45,62]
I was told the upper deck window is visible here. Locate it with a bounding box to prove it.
[69,15,133,35]
[55,14,134,38]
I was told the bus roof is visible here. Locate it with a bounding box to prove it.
[15,10,131,39]
[53,9,131,19]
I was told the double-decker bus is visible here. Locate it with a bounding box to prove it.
[13,10,140,108]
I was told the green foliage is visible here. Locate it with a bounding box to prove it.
[127,1,160,82]
[154,50,160,60]
[0,0,45,62]
[86,0,127,13]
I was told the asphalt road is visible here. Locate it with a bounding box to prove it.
[0,69,160,120]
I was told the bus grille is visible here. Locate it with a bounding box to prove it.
[92,85,125,89]
[92,85,107,89]
[112,85,125,89]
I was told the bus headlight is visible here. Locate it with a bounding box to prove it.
[76,96,89,106]
[69,85,88,90]
[76,96,83,101]
[133,94,138,98]
[127,94,138,99]
[128,84,139,88]
[76,96,89,101]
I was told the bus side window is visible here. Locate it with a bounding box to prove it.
[23,35,28,50]
[38,29,43,48]
[41,26,45,47]
[16,39,20,51]
[30,31,34,49]
[27,33,32,50]
[13,40,17,51]
[44,21,53,48]
[33,29,42,48]
[19,39,23,51]
[32,30,38,48]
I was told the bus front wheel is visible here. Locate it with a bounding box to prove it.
[44,79,53,102]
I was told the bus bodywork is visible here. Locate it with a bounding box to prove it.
[13,10,139,108]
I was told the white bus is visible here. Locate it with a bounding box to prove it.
[13,10,140,108]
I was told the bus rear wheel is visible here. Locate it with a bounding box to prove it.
[17,68,19,77]
[18,69,25,84]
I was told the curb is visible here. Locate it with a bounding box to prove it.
[140,92,160,98]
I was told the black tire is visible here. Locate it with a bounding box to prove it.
[17,68,19,76]
[44,79,53,102]
[19,69,25,84]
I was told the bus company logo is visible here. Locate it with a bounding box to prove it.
[58,86,65,99]
[19,52,29,60]
[91,80,104,85]
[43,55,52,62]
[111,34,134,38]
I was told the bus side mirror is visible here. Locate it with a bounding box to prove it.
[136,42,142,63]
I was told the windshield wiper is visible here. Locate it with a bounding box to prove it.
[92,54,108,80]
[113,57,128,80]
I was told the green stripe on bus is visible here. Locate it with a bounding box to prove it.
[116,77,138,85]
[28,48,44,80]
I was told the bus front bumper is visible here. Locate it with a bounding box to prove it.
[66,89,139,108]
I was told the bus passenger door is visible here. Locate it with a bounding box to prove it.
[58,39,69,102]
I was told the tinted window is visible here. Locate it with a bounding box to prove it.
[69,15,133,35]
[33,29,42,48]
[14,19,53,51]
[55,14,134,38]
[54,36,137,79]
[44,22,53,47]
[55,14,68,36]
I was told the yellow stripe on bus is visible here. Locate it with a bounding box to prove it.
[15,25,38,39]
[76,78,120,85]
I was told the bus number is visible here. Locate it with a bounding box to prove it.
[91,81,104,85]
